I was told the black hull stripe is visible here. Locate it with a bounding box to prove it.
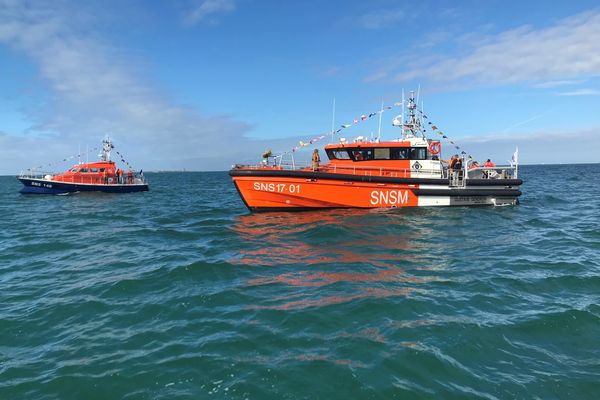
[229,169,522,187]
[414,189,521,197]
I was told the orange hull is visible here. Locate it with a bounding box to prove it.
[233,175,419,209]
[231,170,522,211]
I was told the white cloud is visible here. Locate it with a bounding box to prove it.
[183,0,236,26]
[0,1,270,174]
[556,88,600,96]
[358,8,405,30]
[393,10,600,85]
[532,79,584,89]
[451,129,600,165]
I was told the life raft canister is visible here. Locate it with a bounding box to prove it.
[429,141,441,155]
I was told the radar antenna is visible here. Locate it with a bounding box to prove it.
[99,136,114,162]
[398,91,426,139]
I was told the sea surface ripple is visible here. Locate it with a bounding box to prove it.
[1,165,599,399]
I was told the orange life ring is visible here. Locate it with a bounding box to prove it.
[429,141,441,155]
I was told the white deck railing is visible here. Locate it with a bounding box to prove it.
[235,162,518,180]
[19,170,146,185]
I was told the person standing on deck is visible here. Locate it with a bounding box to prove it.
[312,149,321,171]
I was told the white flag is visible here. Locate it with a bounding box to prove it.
[511,147,519,166]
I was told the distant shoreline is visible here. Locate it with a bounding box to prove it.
[2,162,599,177]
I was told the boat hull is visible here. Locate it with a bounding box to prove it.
[230,169,521,211]
[18,177,149,194]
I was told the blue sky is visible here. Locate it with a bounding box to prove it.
[1,0,600,173]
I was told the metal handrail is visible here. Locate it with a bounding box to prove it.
[19,170,146,185]
[237,161,518,181]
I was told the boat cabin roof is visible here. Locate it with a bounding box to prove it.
[66,161,116,174]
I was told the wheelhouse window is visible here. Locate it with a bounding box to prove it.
[70,168,79,172]
[328,146,427,161]
[374,148,390,160]
[80,168,89,173]
[350,148,373,161]
[391,148,410,160]
[99,168,106,172]
[90,168,99,173]
[410,147,427,160]
[327,149,351,160]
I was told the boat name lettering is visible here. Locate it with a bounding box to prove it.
[31,181,53,188]
[370,189,409,206]
[253,182,300,194]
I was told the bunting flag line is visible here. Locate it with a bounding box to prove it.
[417,108,475,161]
[274,97,477,162]
[28,146,100,171]
[275,100,411,158]
[115,150,137,171]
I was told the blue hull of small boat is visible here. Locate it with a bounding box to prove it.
[18,178,149,194]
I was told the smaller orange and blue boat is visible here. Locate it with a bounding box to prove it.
[18,138,149,194]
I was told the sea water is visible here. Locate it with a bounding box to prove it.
[1,164,599,399]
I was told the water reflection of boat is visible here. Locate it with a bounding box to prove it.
[233,209,442,264]
[230,91,522,211]
[231,210,451,310]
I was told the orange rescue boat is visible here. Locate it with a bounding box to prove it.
[230,92,521,211]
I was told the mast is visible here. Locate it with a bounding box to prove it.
[401,89,405,128]
[377,99,384,142]
[330,98,336,143]
[403,91,419,138]
[100,136,113,162]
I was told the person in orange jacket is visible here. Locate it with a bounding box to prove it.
[483,159,496,167]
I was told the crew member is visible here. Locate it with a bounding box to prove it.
[453,155,463,171]
[446,155,459,170]
[483,159,496,167]
[127,169,133,184]
[311,149,321,171]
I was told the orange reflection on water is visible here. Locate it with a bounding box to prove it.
[249,286,425,311]
[232,209,446,310]
[232,209,430,267]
